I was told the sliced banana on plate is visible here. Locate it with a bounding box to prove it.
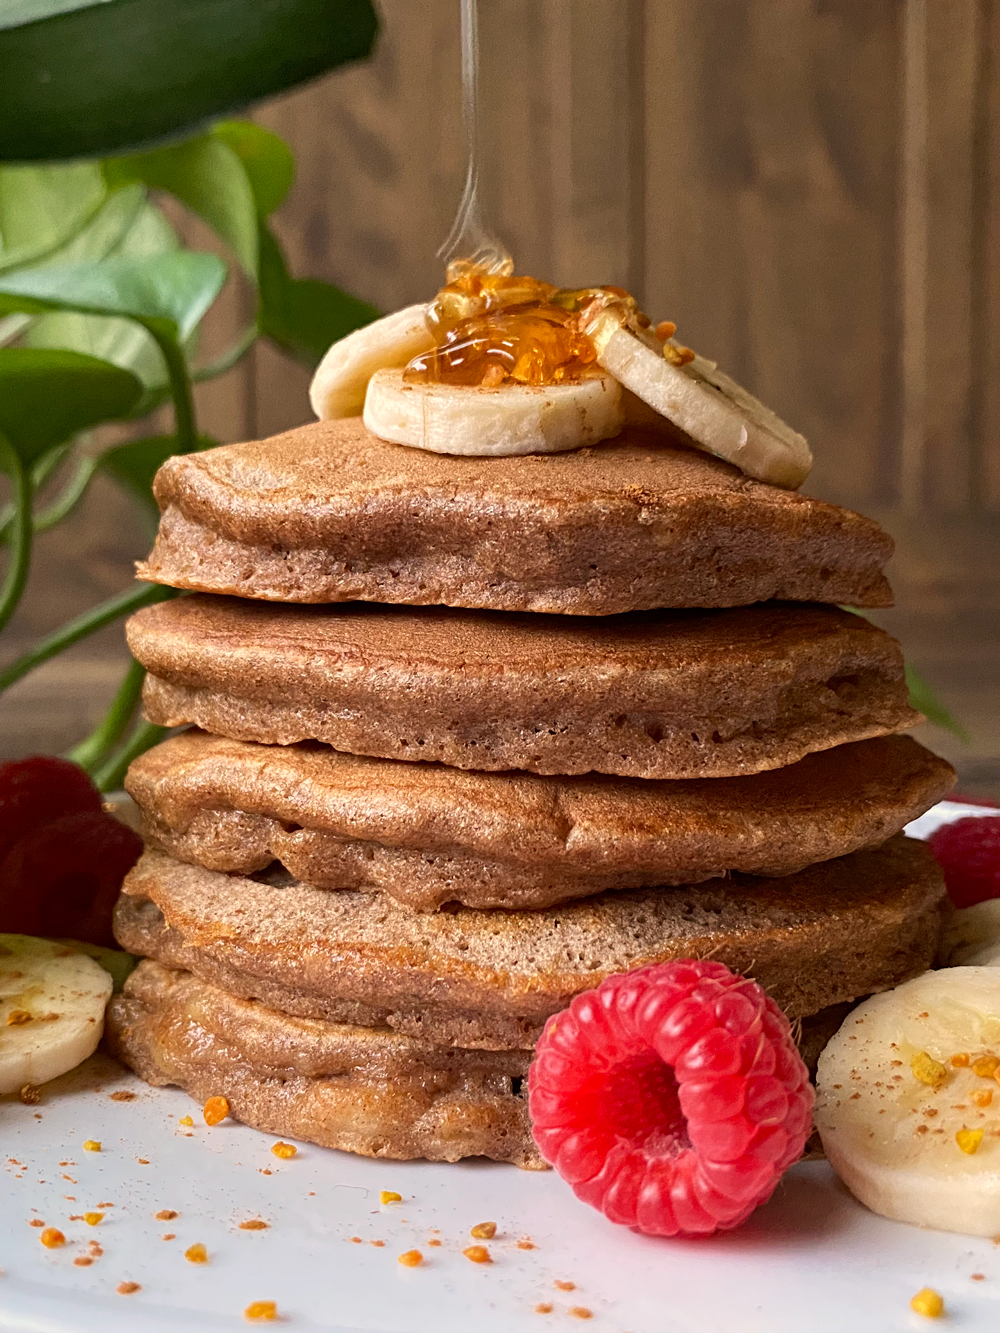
[0,934,113,1094]
[586,308,813,489]
[363,367,624,456]
[309,304,436,420]
[941,899,1000,967]
[815,967,1000,1236]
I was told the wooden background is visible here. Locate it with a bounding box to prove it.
[2,0,998,795]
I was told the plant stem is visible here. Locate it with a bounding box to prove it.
[0,437,32,635]
[93,718,167,793]
[1,444,86,544]
[0,454,99,544]
[0,581,175,694]
[148,329,197,454]
[67,657,147,773]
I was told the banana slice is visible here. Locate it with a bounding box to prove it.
[363,367,624,456]
[815,967,1000,1236]
[587,309,813,489]
[942,900,1000,967]
[309,304,435,420]
[0,934,113,1093]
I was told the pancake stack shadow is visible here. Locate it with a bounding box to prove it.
[106,419,955,1168]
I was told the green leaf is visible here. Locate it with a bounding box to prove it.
[0,251,226,343]
[0,0,379,162]
[105,137,258,275]
[212,121,296,218]
[0,347,141,470]
[22,198,181,389]
[0,161,107,272]
[906,664,970,744]
[259,224,378,367]
[102,432,218,515]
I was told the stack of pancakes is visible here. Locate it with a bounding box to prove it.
[106,420,954,1169]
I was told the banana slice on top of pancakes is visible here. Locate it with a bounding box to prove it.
[309,262,812,489]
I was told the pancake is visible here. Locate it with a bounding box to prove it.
[113,838,947,1050]
[128,597,918,780]
[106,963,859,1167]
[126,731,954,911]
[106,961,540,1168]
[136,419,893,615]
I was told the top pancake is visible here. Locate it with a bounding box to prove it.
[137,419,894,615]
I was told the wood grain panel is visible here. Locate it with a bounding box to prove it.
[975,0,1000,508]
[902,0,982,511]
[644,0,902,508]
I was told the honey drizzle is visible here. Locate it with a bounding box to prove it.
[437,0,511,275]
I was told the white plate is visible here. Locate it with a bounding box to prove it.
[0,800,997,1333]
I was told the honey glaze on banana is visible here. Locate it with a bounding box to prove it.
[404,259,692,389]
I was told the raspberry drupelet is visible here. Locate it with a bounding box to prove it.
[528,959,813,1237]
[929,815,1000,908]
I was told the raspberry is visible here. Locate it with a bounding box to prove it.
[0,810,142,947]
[0,756,101,864]
[929,816,1000,908]
[528,960,813,1237]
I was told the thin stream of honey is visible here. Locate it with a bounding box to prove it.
[437,0,510,275]
[422,0,672,388]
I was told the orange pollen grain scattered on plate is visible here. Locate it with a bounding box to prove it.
[40,1228,65,1248]
[82,1140,101,1152]
[470,1222,496,1240]
[83,1212,103,1226]
[554,1281,576,1292]
[397,1250,423,1267]
[379,1190,402,1205]
[155,1210,178,1220]
[184,1243,209,1264]
[116,1282,141,1296]
[203,1096,230,1126]
[239,1219,269,1231]
[271,1142,296,1159]
[568,1308,593,1320]
[463,1246,491,1264]
[244,1301,278,1322]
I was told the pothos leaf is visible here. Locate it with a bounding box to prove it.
[0,347,141,470]
[105,137,258,276]
[905,663,970,744]
[0,251,226,343]
[258,224,378,367]
[0,0,379,162]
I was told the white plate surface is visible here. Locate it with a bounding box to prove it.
[1,799,997,1333]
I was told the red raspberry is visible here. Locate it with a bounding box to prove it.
[929,815,1000,908]
[0,810,142,947]
[528,960,813,1238]
[0,755,102,864]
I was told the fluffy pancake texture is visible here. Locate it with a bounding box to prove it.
[128,596,918,780]
[106,961,540,1167]
[126,731,954,911]
[114,839,946,1050]
[136,419,893,614]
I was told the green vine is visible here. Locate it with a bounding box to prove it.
[0,112,380,789]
